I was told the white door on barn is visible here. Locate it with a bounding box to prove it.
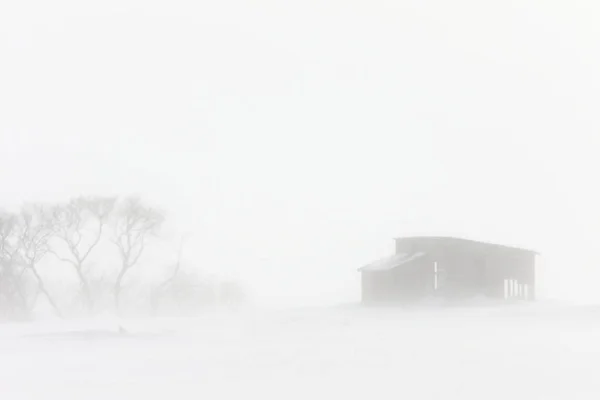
[433,262,447,293]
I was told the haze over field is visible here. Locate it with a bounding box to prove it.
[2,0,600,305]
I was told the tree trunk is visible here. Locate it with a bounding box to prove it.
[114,264,130,312]
[74,265,93,311]
[28,265,62,318]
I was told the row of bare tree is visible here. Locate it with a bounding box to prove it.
[0,196,178,319]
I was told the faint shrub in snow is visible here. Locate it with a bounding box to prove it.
[151,270,247,315]
[217,280,247,308]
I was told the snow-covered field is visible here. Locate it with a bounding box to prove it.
[2,303,600,400]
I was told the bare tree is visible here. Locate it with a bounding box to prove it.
[112,197,164,311]
[16,206,62,317]
[0,212,20,277]
[50,196,116,311]
[150,233,189,314]
[0,212,31,318]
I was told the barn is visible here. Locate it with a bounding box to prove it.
[359,236,537,304]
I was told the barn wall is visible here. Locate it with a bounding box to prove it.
[484,251,536,300]
[369,238,538,303]
[394,238,486,299]
[509,252,536,300]
[390,257,433,301]
[360,257,434,304]
[483,254,510,299]
[432,248,486,299]
[361,271,392,304]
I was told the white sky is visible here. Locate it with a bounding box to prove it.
[1,0,600,305]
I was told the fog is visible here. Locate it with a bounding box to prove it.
[1,0,600,398]
[2,0,600,305]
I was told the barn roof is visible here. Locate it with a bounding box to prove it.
[394,236,538,255]
[358,236,538,273]
[358,252,426,272]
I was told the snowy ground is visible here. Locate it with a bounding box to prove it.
[2,303,600,400]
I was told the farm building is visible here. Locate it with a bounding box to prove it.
[359,236,537,304]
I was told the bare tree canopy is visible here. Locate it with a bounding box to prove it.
[50,196,116,310]
[0,195,244,321]
[15,205,62,317]
[112,196,165,311]
[0,211,32,319]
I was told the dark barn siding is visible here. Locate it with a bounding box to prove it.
[361,256,433,304]
[362,237,537,304]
